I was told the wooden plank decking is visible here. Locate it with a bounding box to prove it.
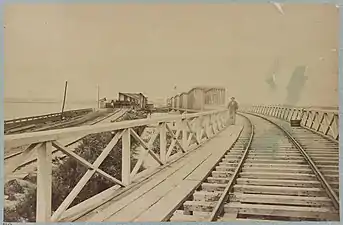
[77,124,243,222]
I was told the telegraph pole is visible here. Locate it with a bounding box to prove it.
[61,81,68,120]
[97,85,100,109]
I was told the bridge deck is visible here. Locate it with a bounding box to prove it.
[75,124,243,222]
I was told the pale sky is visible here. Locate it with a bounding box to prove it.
[4,4,339,106]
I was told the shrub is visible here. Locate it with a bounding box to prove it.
[4,111,146,222]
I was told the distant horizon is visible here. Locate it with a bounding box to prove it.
[4,96,163,104]
[4,97,339,108]
[4,97,98,103]
[5,4,338,107]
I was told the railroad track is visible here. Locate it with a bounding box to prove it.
[4,109,126,160]
[5,113,89,135]
[5,108,122,135]
[168,113,340,222]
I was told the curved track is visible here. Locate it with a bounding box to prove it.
[169,113,340,222]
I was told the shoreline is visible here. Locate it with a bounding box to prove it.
[4,102,98,121]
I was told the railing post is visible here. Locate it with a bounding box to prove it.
[290,109,296,121]
[278,107,282,118]
[159,123,167,163]
[286,109,292,121]
[196,117,203,142]
[281,107,286,120]
[266,107,271,116]
[324,114,335,135]
[210,115,216,135]
[258,106,262,114]
[275,107,279,118]
[212,114,218,133]
[36,141,52,222]
[298,109,305,124]
[217,113,222,129]
[316,112,325,131]
[122,128,131,185]
[214,114,218,132]
[218,113,224,129]
[205,116,212,138]
[310,112,317,129]
[182,119,188,151]
[271,106,275,117]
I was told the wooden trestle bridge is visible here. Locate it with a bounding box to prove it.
[4,103,340,222]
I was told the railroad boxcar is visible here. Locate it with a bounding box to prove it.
[175,95,180,109]
[171,97,175,108]
[171,86,226,111]
[179,93,184,109]
[205,88,226,106]
[187,87,205,110]
[180,92,188,109]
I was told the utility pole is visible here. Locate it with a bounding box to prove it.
[97,85,100,109]
[61,81,68,120]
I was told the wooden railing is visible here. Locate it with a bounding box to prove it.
[4,109,231,222]
[168,107,200,113]
[169,105,225,113]
[241,105,339,142]
[4,108,93,130]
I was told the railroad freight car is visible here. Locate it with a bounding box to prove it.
[180,92,188,109]
[175,95,180,109]
[171,97,175,108]
[187,87,206,110]
[171,86,226,111]
[205,88,226,105]
[179,92,187,109]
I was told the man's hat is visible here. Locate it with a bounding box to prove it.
[231,97,235,100]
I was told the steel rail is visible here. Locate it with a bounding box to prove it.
[245,112,340,211]
[208,113,254,221]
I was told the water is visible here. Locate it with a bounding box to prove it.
[4,102,97,120]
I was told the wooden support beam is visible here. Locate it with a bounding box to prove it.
[122,129,131,185]
[50,131,124,222]
[129,128,163,166]
[182,119,188,151]
[130,129,160,180]
[36,141,52,222]
[160,123,167,163]
[52,141,124,186]
[5,109,229,148]
[166,124,186,156]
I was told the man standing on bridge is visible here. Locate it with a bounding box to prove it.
[227,97,239,125]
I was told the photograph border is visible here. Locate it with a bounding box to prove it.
[0,0,342,224]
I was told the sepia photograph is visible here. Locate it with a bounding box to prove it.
[3,3,340,223]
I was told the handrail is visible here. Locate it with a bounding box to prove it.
[5,109,226,148]
[5,108,231,222]
[244,104,338,114]
[240,105,339,143]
